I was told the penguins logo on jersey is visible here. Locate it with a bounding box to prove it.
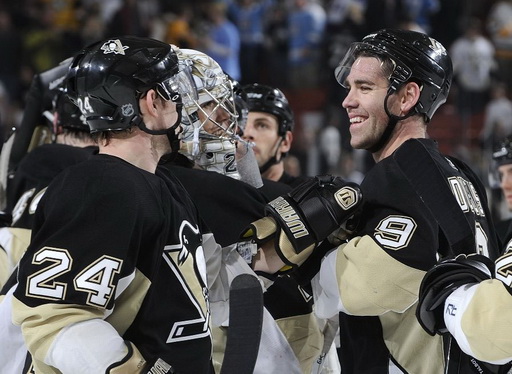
[165,220,202,266]
[163,220,210,343]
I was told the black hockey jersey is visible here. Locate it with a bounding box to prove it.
[7,143,98,228]
[319,138,500,374]
[12,155,213,373]
[158,162,322,373]
[0,144,97,289]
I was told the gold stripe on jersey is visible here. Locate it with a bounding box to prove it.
[12,297,104,373]
[380,303,445,373]
[211,325,227,374]
[461,279,512,362]
[336,236,426,314]
[105,269,150,335]
[275,312,323,373]
[335,235,446,373]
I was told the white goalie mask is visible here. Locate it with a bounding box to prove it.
[176,48,241,179]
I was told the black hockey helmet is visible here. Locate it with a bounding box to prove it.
[231,79,249,134]
[492,135,512,166]
[51,89,89,133]
[335,28,453,122]
[66,36,196,134]
[242,83,294,135]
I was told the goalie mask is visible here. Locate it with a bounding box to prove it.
[65,36,197,151]
[176,48,241,179]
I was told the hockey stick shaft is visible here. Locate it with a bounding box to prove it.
[220,273,263,374]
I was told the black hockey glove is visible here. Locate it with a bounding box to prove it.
[242,175,362,268]
[416,253,494,336]
[106,341,175,374]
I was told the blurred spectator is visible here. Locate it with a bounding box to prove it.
[283,153,302,177]
[106,0,149,37]
[364,0,406,34]
[0,8,23,113]
[78,4,106,46]
[263,0,289,88]
[401,0,439,34]
[323,0,366,114]
[21,3,74,75]
[430,0,465,48]
[164,4,198,49]
[487,0,512,94]
[200,2,241,81]
[450,18,496,119]
[339,150,365,184]
[480,82,512,159]
[80,0,122,25]
[227,0,274,84]
[318,124,341,174]
[287,0,326,89]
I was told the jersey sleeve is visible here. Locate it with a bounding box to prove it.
[444,280,512,365]
[316,236,426,317]
[444,251,512,365]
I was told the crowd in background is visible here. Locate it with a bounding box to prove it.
[0,0,511,218]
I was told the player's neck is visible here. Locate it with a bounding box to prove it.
[262,163,284,182]
[373,119,427,162]
[99,132,161,173]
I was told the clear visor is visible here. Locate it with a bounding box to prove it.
[334,42,406,89]
[157,68,198,105]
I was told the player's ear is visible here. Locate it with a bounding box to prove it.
[140,89,159,117]
[280,131,293,153]
[400,81,421,115]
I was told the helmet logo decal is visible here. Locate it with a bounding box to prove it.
[100,39,129,55]
[246,92,263,99]
[121,103,134,117]
[428,37,446,56]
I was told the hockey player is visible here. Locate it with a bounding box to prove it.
[7,57,73,174]
[8,36,217,374]
[241,83,310,187]
[160,48,340,373]
[244,28,501,373]
[490,135,512,247]
[6,36,360,374]
[0,88,97,288]
[415,140,512,372]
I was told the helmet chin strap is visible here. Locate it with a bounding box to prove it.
[135,104,184,153]
[366,93,415,154]
[259,137,284,174]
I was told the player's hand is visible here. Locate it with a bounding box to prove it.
[242,175,362,269]
[416,253,494,336]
